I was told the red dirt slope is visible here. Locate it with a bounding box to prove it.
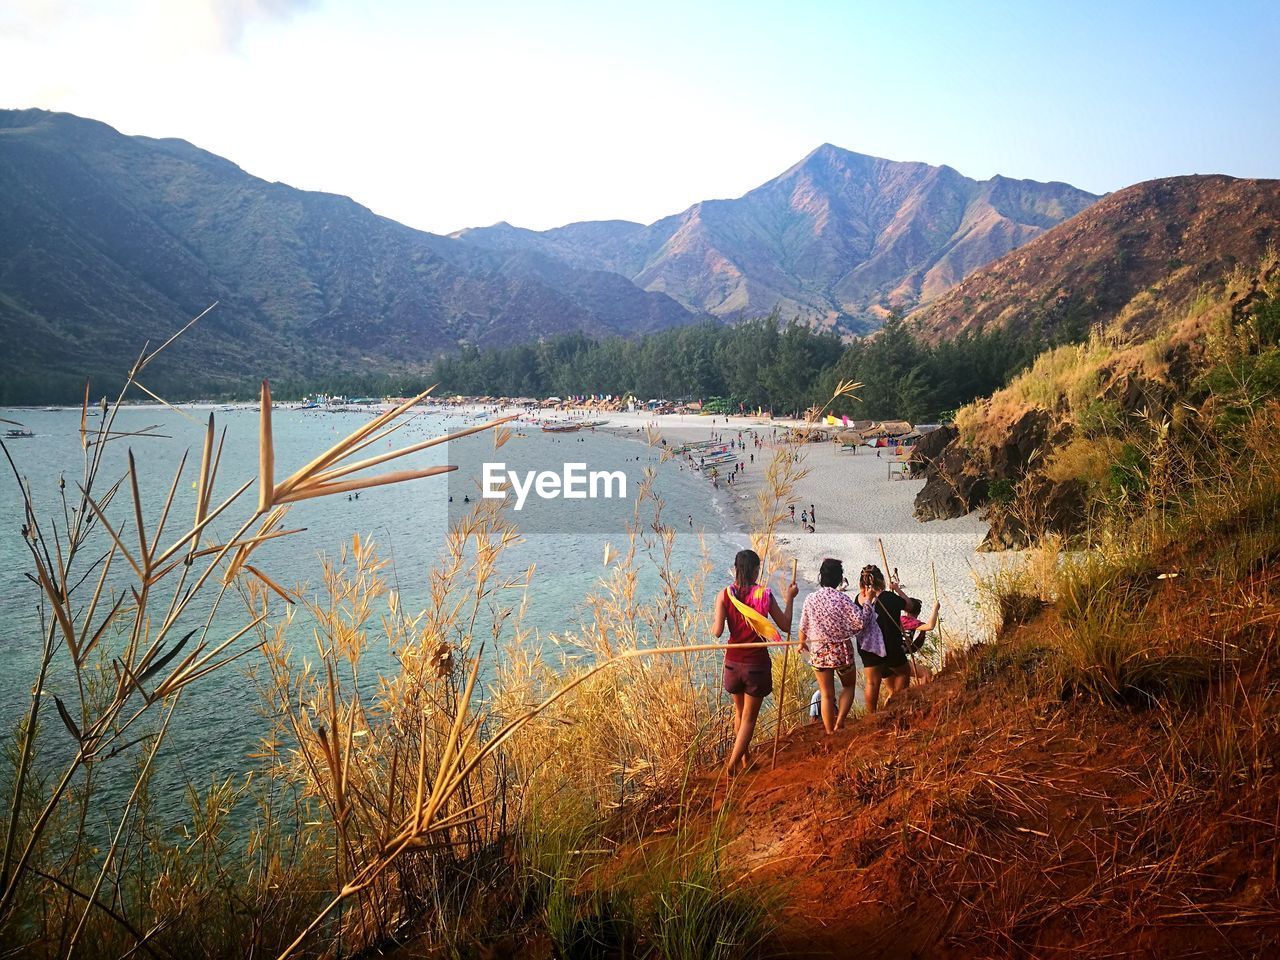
[650,616,1280,958]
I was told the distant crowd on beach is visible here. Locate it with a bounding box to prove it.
[712,549,939,777]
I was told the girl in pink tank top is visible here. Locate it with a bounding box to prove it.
[712,549,797,777]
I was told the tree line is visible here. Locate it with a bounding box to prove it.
[431,315,1058,422]
[1,315,1063,416]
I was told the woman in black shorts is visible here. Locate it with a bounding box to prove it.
[856,564,911,713]
[712,549,797,776]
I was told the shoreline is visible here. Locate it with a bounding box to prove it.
[484,405,1002,646]
[37,397,1001,646]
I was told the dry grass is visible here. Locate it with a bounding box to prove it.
[0,311,515,958]
[1043,434,1123,487]
[802,464,1280,955]
[0,314,832,958]
[12,276,1279,959]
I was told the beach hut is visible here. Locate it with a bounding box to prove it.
[834,429,863,452]
[872,420,914,437]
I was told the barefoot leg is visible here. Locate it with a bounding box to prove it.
[863,667,883,714]
[815,669,836,734]
[725,694,764,775]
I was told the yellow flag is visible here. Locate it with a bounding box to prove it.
[726,588,780,641]
[825,414,838,426]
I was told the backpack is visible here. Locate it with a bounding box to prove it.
[905,626,927,655]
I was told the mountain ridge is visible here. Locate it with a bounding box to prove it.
[454,142,1101,329]
[0,108,698,399]
[905,173,1280,342]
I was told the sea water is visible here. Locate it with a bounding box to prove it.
[0,406,741,826]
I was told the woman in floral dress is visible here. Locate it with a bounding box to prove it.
[798,558,865,733]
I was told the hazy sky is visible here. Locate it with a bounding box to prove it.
[3,0,1277,234]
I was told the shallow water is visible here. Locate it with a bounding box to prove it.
[0,405,741,824]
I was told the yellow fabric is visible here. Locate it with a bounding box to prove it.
[825,414,839,426]
[725,587,780,641]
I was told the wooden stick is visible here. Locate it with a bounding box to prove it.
[931,557,947,667]
[772,558,798,769]
[880,537,917,674]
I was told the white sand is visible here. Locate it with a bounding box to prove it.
[450,405,1003,646]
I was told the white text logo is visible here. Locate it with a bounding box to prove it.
[481,462,627,510]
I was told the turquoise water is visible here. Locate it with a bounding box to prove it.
[0,406,739,823]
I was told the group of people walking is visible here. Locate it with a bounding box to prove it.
[712,548,939,775]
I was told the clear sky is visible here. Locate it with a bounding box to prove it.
[3,0,1277,234]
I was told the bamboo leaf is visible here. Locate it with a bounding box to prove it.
[309,415,516,487]
[273,386,437,499]
[244,564,295,605]
[195,413,215,529]
[275,465,457,504]
[128,451,149,570]
[53,696,82,743]
[137,630,197,684]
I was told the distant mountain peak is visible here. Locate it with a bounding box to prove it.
[0,108,1111,403]
[457,144,1101,328]
[801,142,849,162]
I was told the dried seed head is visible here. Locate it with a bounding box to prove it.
[433,642,453,678]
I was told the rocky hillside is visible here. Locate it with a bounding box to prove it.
[911,250,1280,549]
[907,174,1280,342]
[0,109,695,400]
[904,174,1280,549]
[455,144,1099,331]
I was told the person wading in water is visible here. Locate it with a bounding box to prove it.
[712,549,797,777]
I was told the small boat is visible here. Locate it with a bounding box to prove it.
[541,423,582,433]
[696,455,738,471]
[5,428,34,439]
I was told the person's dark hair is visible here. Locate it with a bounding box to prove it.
[906,596,922,617]
[819,557,843,588]
[859,564,885,591]
[733,549,761,595]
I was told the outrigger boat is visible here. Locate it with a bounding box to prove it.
[541,422,582,433]
[5,428,35,439]
[674,439,718,452]
[696,453,738,471]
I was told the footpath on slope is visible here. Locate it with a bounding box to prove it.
[617,618,1280,959]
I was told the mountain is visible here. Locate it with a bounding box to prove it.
[906,175,1280,550]
[454,144,1100,331]
[907,174,1280,341]
[0,109,695,400]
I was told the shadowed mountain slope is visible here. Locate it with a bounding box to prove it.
[0,109,695,399]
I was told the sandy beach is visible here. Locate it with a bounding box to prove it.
[465,404,1002,648]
